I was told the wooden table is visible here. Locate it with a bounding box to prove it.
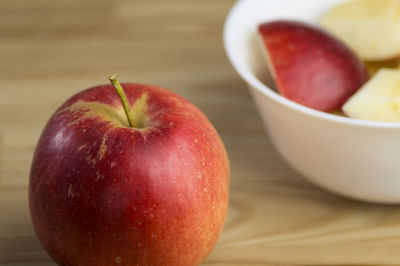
[2,0,400,265]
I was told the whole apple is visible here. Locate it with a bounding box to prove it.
[29,77,230,266]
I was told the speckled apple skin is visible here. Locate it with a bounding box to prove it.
[258,20,369,112]
[29,84,230,266]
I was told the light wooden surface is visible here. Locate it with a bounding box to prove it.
[2,0,400,265]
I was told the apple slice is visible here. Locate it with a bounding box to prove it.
[343,68,400,122]
[320,0,400,61]
[258,20,369,112]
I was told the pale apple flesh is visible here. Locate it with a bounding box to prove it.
[319,0,400,61]
[29,84,230,266]
[343,68,400,122]
[258,20,369,112]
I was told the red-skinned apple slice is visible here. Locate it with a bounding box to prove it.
[258,20,369,112]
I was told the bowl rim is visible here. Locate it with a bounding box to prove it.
[223,0,400,129]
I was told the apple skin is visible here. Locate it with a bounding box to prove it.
[29,84,230,266]
[258,20,369,111]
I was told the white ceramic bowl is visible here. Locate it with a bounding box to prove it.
[224,0,400,203]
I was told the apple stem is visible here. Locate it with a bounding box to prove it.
[109,74,136,128]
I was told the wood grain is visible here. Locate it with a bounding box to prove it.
[2,0,400,265]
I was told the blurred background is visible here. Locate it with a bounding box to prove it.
[3,0,400,265]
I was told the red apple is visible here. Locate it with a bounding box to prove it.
[29,76,230,266]
[258,20,369,111]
